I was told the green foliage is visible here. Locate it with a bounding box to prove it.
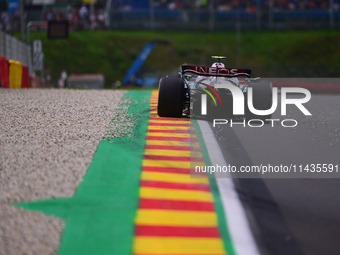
[29,30,340,87]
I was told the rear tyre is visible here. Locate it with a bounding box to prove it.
[246,80,273,121]
[157,75,185,118]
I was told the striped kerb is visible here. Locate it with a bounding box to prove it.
[133,90,227,255]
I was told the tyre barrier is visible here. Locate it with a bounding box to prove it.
[0,56,30,89]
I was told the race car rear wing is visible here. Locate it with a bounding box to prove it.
[181,65,251,78]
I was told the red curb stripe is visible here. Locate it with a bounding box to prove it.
[148,122,192,127]
[144,145,199,151]
[139,198,215,212]
[140,180,211,192]
[146,136,198,142]
[147,129,191,134]
[143,155,204,162]
[142,166,191,174]
[136,225,220,237]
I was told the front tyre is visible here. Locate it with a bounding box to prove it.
[157,75,185,118]
[246,80,273,121]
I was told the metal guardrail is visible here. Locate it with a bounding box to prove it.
[0,31,32,73]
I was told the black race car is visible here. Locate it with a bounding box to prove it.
[157,56,273,121]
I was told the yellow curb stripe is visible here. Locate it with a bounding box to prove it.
[146,140,199,147]
[140,187,214,202]
[141,171,210,185]
[144,149,202,157]
[146,132,194,138]
[148,126,192,131]
[135,209,218,227]
[134,237,226,254]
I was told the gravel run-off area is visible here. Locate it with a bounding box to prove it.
[0,88,126,255]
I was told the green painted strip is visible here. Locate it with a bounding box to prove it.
[191,119,237,255]
[14,90,152,255]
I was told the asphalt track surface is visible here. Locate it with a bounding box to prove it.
[208,93,340,255]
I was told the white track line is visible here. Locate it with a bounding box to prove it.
[197,120,260,255]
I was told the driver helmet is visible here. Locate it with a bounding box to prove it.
[211,62,225,68]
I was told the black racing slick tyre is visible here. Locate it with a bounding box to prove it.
[157,75,185,118]
[246,80,273,121]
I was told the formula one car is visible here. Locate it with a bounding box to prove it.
[157,56,273,121]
